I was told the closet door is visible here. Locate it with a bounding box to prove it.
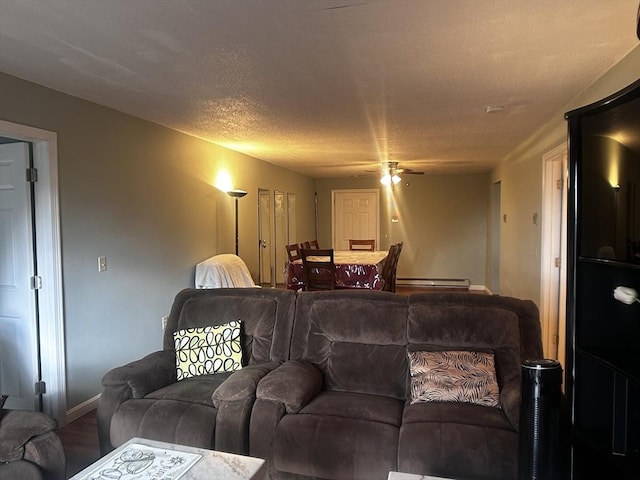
[258,189,272,286]
[0,142,40,411]
[274,191,287,286]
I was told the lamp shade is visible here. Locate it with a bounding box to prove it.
[226,189,248,198]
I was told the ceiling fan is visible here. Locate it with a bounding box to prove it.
[376,161,424,185]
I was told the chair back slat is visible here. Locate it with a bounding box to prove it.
[300,248,336,291]
[286,243,301,262]
[348,239,375,251]
[381,242,404,292]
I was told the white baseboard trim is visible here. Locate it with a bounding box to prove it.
[65,393,100,425]
[397,278,470,288]
[397,278,490,293]
[470,284,492,294]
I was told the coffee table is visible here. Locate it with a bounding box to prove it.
[388,473,455,480]
[70,437,265,480]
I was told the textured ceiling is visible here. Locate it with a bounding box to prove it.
[0,0,638,178]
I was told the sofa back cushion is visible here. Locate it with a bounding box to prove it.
[407,292,542,429]
[163,288,296,364]
[291,290,408,399]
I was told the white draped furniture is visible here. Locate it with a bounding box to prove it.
[195,254,256,289]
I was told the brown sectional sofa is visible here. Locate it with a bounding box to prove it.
[99,288,542,480]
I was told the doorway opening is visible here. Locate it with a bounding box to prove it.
[490,181,501,294]
[540,143,568,366]
[0,120,65,424]
[257,189,273,287]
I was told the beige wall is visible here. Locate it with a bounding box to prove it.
[0,72,316,409]
[315,173,489,285]
[490,45,640,306]
[1,43,638,412]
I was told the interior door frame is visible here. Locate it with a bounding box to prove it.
[273,191,287,286]
[0,120,66,424]
[490,181,501,294]
[540,142,568,365]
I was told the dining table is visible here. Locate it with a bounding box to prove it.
[286,250,388,290]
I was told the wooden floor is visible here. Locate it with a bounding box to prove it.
[57,285,482,477]
[57,409,101,478]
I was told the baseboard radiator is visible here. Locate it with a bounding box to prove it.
[397,278,470,288]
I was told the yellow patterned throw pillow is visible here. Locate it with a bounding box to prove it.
[408,350,500,407]
[174,321,243,380]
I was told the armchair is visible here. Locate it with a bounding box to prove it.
[0,408,66,480]
[97,287,296,456]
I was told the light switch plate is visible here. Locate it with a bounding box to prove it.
[98,256,107,272]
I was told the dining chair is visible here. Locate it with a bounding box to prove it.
[381,242,403,292]
[300,248,336,291]
[302,241,311,249]
[348,239,375,251]
[286,243,302,262]
[309,239,319,249]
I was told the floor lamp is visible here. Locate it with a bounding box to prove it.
[227,189,248,256]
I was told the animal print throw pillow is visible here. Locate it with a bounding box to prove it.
[408,350,500,407]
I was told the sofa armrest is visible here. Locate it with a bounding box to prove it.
[212,361,282,406]
[101,350,176,396]
[98,350,176,454]
[256,360,323,413]
[500,382,520,431]
[0,410,66,480]
[0,410,58,462]
[211,361,282,454]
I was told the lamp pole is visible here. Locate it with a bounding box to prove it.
[226,189,248,256]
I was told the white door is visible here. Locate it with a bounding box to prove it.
[332,189,380,250]
[274,191,287,285]
[287,193,296,245]
[0,142,39,411]
[258,189,272,286]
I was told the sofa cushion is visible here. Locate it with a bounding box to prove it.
[164,289,298,365]
[0,410,58,462]
[146,374,231,405]
[398,416,518,480]
[110,398,218,449]
[408,350,500,407]
[0,460,44,480]
[401,399,517,480]
[407,293,538,430]
[174,322,243,380]
[402,401,514,430]
[290,291,409,399]
[273,413,399,479]
[300,391,404,427]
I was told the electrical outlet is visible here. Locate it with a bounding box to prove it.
[98,256,107,272]
[161,315,168,330]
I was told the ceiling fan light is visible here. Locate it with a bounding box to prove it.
[380,173,401,186]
